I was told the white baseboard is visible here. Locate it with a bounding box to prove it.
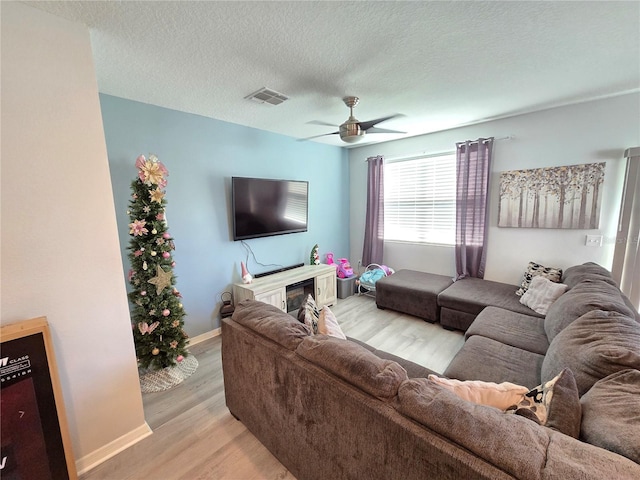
[76,422,153,475]
[189,327,221,346]
[75,330,219,474]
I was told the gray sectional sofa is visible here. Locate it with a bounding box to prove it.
[221,263,640,480]
[376,269,545,331]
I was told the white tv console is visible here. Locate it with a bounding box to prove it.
[233,264,337,312]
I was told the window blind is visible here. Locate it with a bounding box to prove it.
[384,153,456,245]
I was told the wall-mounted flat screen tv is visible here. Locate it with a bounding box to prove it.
[232,177,309,241]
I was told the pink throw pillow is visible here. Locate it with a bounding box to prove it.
[428,375,528,410]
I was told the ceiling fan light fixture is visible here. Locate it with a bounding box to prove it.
[339,120,365,143]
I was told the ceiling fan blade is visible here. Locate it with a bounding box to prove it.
[365,127,406,134]
[307,120,340,127]
[297,131,340,141]
[359,114,403,131]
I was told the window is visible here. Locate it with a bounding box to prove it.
[384,152,456,245]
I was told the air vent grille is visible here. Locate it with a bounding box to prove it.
[245,87,289,106]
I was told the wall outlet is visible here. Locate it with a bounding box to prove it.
[585,234,603,247]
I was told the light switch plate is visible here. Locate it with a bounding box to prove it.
[585,234,603,247]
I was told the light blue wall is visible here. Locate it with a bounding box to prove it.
[100,94,349,336]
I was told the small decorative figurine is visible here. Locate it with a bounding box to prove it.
[241,261,253,284]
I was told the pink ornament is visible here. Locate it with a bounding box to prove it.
[171,261,176,267]
[176,355,184,362]
[162,309,170,316]
[141,290,147,296]
[162,252,170,258]
[163,232,171,239]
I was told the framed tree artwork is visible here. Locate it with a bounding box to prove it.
[0,317,77,480]
[498,162,605,229]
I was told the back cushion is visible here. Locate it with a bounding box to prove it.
[541,310,640,396]
[561,262,618,290]
[231,299,311,350]
[580,369,640,464]
[544,279,634,342]
[397,379,550,479]
[296,335,408,400]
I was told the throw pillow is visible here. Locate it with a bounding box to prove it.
[580,369,640,463]
[505,368,581,438]
[515,262,562,296]
[519,275,568,315]
[297,294,320,334]
[318,306,346,339]
[427,375,528,410]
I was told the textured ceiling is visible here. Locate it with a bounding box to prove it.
[27,1,640,148]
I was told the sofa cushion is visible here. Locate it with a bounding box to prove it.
[561,262,618,290]
[544,279,635,342]
[347,337,436,379]
[231,299,311,350]
[543,430,640,480]
[296,335,408,400]
[443,335,543,389]
[580,369,640,464]
[397,378,550,480]
[506,368,581,438]
[375,269,453,322]
[519,275,568,315]
[622,293,640,323]
[427,374,528,410]
[437,277,544,318]
[515,261,563,296]
[541,310,640,396]
[466,306,549,355]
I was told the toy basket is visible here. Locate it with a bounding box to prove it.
[357,263,394,296]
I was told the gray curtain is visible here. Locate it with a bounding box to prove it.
[455,138,494,279]
[362,155,384,266]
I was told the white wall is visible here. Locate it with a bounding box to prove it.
[1,2,149,473]
[349,93,640,284]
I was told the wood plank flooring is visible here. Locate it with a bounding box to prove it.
[80,294,464,480]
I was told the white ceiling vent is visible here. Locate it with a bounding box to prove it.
[245,87,289,106]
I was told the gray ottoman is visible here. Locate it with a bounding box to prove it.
[375,270,453,323]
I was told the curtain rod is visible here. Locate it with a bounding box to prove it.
[458,135,515,145]
[371,135,515,163]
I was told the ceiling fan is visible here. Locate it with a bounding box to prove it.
[303,96,405,144]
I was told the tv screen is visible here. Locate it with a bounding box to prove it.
[232,177,309,241]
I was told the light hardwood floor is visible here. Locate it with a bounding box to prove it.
[80,295,464,480]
